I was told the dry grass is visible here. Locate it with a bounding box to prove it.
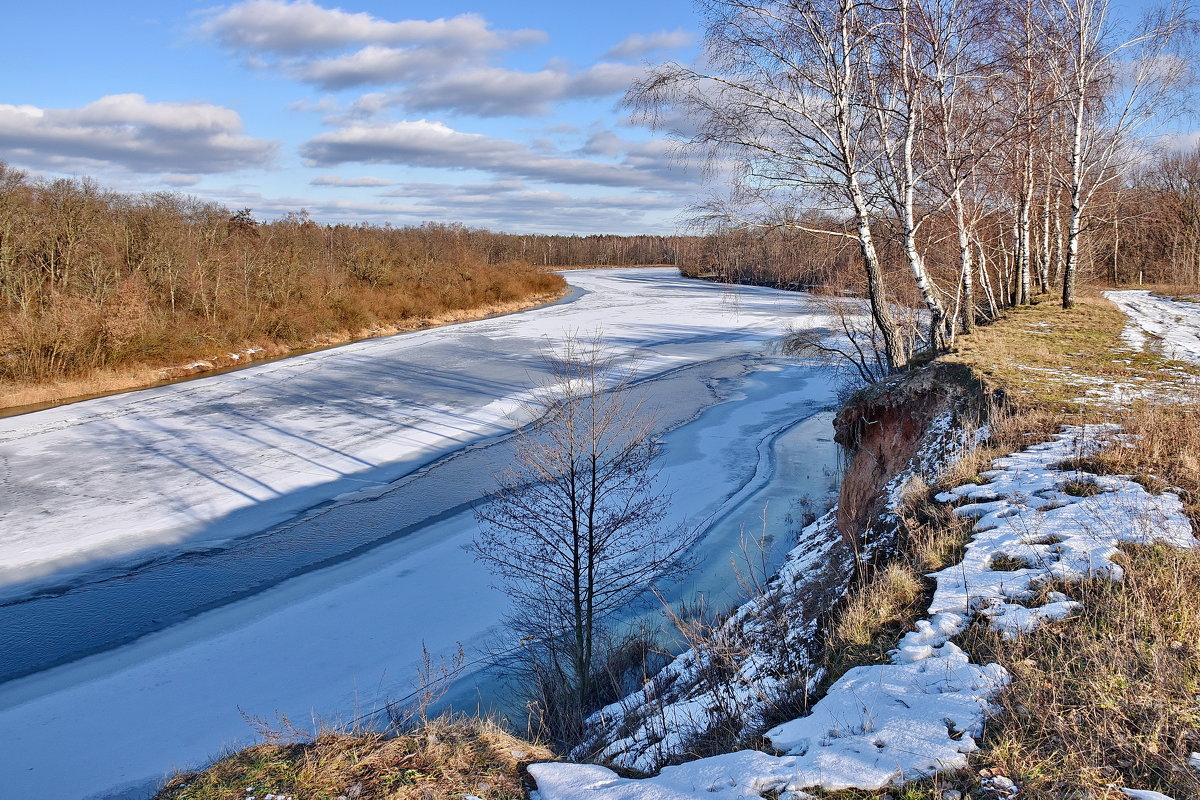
[948,300,1200,797]
[155,716,553,800]
[0,288,565,412]
[945,293,1198,416]
[824,562,924,669]
[1064,397,1200,522]
[0,260,565,391]
[913,297,1200,797]
[959,544,1200,798]
[822,491,975,683]
[0,169,577,394]
[820,293,1200,797]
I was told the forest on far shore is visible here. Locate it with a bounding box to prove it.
[0,164,584,389]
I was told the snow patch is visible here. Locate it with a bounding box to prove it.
[1106,290,1200,365]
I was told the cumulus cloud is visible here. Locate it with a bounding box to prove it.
[204,1,546,93]
[393,68,570,116]
[297,44,474,89]
[579,130,629,157]
[355,63,645,117]
[202,1,544,55]
[203,1,641,116]
[0,94,277,174]
[310,174,394,187]
[299,119,698,190]
[604,30,692,59]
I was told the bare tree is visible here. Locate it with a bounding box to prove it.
[471,334,697,744]
[1042,0,1194,307]
[628,0,912,371]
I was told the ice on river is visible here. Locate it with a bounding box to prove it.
[1,268,832,601]
[0,268,846,800]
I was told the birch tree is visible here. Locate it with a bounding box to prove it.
[1043,0,1193,307]
[628,0,912,371]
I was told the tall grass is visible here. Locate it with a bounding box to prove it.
[0,166,566,390]
[155,715,553,800]
[962,542,1200,797]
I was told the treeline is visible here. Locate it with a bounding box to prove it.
[463,231,694,268]
[634,0,1198,375]
[1102,148,1200,286]
[680,145,1200,299]
[0,165,578,387]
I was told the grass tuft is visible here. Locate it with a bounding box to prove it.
[155,715,553,800]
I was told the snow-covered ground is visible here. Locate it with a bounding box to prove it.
[531,426,1196,798]
[0,269,849,800]
[1105,290,1200,365]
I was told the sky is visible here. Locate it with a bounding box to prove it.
[0,0,704,234]
[0,0,1181,236]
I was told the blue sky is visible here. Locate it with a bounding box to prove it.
[0,0,703,234]
[0,0,1183,235]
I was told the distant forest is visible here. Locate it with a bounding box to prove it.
[0,164,577,386]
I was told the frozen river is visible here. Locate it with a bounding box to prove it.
[0,268,846,799]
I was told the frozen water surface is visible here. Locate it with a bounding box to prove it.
[0,269,846,800]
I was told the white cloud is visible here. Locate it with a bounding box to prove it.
[195,180,680,233]
[395,68,570,116]
[310,174,394,187]
[203,2,638,117]
[161,174,200,186]
[567,62,648,96]
[299,119,698,190]
[0,94,277,174]
[579,130,628,157]
[297,44,475,89]
[288,96,341,114]
[1163,129,1200,152]
[202,1,544,55]
[363,63,645,117]
[204,1,547,94]
[604,30,692,60]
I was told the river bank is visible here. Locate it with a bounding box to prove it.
[0,287,570,417]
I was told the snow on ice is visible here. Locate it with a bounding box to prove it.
[0,269,844,601]
[0,269,848,800]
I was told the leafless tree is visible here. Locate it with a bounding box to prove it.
[1041,0,1194,307]
[628,0,912,371]
[471,334,697,744]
